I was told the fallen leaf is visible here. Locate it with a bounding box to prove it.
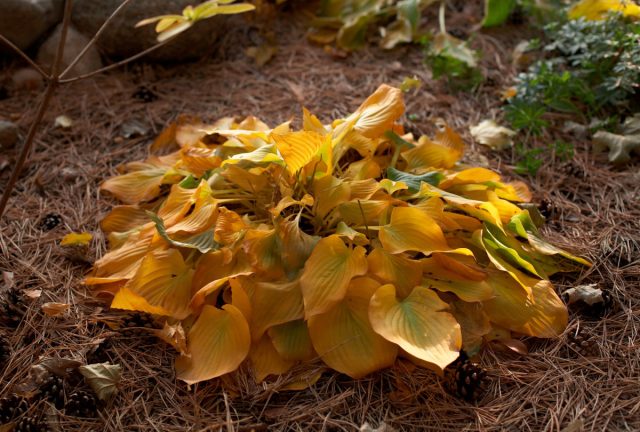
[60,232,93,247]
[2,271,14,289]
[42,302,70,317]
[470,120,516,150]
[78,362,122,401]
[40,357,82,376]
[563,284,605,306]
[120,119,149,138]
[154,321,188,356]
[399,76,422,92]
[360,422,393,432]
[23,289,42,299]
[245,44,277,66]
[55,115,73,129]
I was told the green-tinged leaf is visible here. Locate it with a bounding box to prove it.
[386,167,443,192]
[78,363,122,401]
[148,212,219,253]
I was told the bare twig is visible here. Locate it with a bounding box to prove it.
[59,0,136,79]
[0,34,48,78]
[0,0,73,219]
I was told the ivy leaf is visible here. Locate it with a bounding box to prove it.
[78,363,122,401]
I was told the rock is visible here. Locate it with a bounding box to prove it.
[0,0,63,51]
[71,0,231,62]
[0,120,19,150]
[36,24,103,77]
[12,68,44,91]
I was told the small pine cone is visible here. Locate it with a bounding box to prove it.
[444,353,488,402]
[37,213,62,231]
[65,391,97,418]
[537,198,553,219]
[86,338,114,364]
[14,415,49,432]
[0,289,28,328]
[39,375,65,409]
[568,330,599,357]
[0,394,29,424]
[120,312,160,333]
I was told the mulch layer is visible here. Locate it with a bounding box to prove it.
[1,2,638,431]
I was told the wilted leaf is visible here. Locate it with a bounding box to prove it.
[55,115,73,129]
[563,284,605,306]
[369,284,461,370]
[469,120,516,150]
[41,302,70,317]
[154,321,188,355]
[175,305,250,384]
[593,120,640,164]
[60,232,93,247]
[78,363,122,401]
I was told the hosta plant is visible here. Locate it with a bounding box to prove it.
[88,85,590,384]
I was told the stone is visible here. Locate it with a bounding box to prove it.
[36,24,103,77]
[12,68,44,91]
[0,120,19,150]
[71,0,232,62]
[0,0,63,51]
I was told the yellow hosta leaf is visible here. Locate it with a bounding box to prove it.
[421,256,494,302]
[277,215,320,273]
[342,84,405,139]
[367,248,422,298]
[438,167,501,190]
[313,175,350,219]
[268,320,315,361]
[300,235,368,318]
[302,107,327,134]
[116,248,193,319]
[249,335,296,383]
[179,147,222,176]
[101,205,150,234]
[248,278,304,340]
[101,168,167,204]
[369,284,461,371]
[401,135,460,170]
[568,0,640,20]
[176,305,250,384]
[60,232,93,247]
[379,179,408,195]
[379,207,451,254]
[483,269,568,338]
[338,199,392,226]
[214,208,246,245]
[241,228,283,277]
[308,277,397,378]
[449,300,491,356]
[271,131,324,174]
[86,235,151,285]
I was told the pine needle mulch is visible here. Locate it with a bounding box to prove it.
[1,4,638,431]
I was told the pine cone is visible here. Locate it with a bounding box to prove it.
[65,390,97,418]
[444,353,488,402]
[0,289,28,328]
[568,330,599,357]
[39,375,65,409]
[14,415,49,432]
[0,394,29,424]
[119,312,160,334]
[86,338,114,364]
[37,213,62,231]
[537,198,553,219]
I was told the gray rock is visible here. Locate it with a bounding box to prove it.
[0,120,19,150]
[0,0,63,51]
[37,23,103,77]
[71,0,231,62]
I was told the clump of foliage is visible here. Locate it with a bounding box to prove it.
[505,13,640,133]
[88,85,589,385]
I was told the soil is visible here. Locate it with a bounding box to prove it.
[1,2,638,431]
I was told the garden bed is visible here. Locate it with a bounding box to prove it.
[0,3,638,431]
